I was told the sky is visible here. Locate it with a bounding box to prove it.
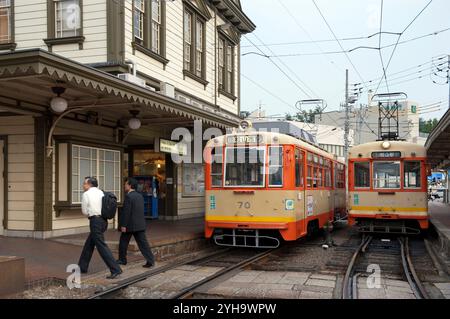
[239,0,450,120]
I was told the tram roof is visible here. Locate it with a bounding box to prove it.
[206,131,342,162]
[349,140,427,159]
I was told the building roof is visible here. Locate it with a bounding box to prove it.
[425,108,450,170]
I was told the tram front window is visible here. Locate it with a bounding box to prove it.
[225,147,265,187]
[373,161,401,189]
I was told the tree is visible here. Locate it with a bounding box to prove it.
[285,106,322,123]
[419,117,439,134]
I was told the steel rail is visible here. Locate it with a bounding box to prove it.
[172,248,277,299]
[87,249,231,299]
[342,236,373,299]
[399,237,430,299]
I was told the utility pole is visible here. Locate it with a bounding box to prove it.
[447,54,450,110]
[344,69,350,162]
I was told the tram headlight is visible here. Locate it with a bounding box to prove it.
[381,141,391,150]
[239,120,252,131]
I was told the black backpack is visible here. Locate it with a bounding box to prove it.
[102,192,118,220]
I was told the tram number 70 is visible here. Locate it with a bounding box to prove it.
[238,202,251,209]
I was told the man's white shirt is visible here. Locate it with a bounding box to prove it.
[81,187,104,217]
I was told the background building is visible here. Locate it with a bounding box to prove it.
[0,0,255,238]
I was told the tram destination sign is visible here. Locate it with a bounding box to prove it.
[371,151,402,159]
[227,135,263,144]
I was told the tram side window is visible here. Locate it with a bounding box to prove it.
[295,149,304,187]
[211,147,223,187]
[325,160,331,188]
[373,161,401,189]
[404,161,421,188]
[269,146,283,187]
[307,165,313,187]
[354,162,370,188]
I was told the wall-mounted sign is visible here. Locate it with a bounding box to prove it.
[159,139,188,156]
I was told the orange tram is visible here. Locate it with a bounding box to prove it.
[348,140,429,234]
[204,125,346,248]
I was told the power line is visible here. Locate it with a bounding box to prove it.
[242,27,450,58]
[252,33,320,98]
[373,0,434,95]
[244,35,313,100]
[312,0,369,90]
[378,0,390,93]
[241,73,294,109]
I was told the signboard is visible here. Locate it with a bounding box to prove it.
[159,139,188,156]
[371,151,402,159]
[227,135,263,144]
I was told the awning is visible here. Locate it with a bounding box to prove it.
[426,108,450,170]
[0,49,241,129]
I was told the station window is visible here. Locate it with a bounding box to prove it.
[373,161,401,189]
[210,147,223,187]
[404,161,421,188]
[269,146,283,187]
[354,162,370,188]
[295,149,304,187]
[71,145,121,204]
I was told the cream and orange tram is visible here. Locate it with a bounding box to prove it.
[204,125,346,248]
[348,140,429,234]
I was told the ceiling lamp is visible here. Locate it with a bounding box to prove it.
[50,86,68,113]
[128,110,141,130]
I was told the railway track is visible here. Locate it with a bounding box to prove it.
[342,236,430,299]
[87,248,276,299]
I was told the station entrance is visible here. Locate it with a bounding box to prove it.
[128,150,167,220]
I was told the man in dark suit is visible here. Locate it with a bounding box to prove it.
[117,178,155,268]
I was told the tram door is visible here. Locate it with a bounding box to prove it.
[0,139,4,235]
[296,149,307,235]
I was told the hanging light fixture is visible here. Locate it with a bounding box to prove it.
[128,110,141,130]
[50,86,68,113]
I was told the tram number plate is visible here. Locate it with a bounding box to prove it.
[238,202,251,209]
[227,135,261,144]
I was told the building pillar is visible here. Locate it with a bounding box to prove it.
[165,154,178,219]
[34,116,53,232]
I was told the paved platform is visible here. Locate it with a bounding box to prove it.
[428,202,450,268]
[0,218,206,282]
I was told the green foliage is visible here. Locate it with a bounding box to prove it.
[285,106,323,123]
[419,117,439,134]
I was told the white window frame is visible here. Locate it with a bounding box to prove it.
[404,160,422,189]
[134,0,145,41]
[71,145,121,204]
[224,146,266,188]
[54,0,81,38]
[372,161,401,190]
[151,0,161,53]
[268,146,283,188]
[354,161,371,189]
[0,0,12,44]
[183,10,192,71]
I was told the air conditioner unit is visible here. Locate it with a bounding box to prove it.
[160,82,175,99]
[117,73,146,88]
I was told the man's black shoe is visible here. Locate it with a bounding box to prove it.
[142,262,155,268]
[106,270,123,280]
[116,260,127,266]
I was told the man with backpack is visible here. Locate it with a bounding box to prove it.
[78,177,122,279]
[117,178,155,268]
